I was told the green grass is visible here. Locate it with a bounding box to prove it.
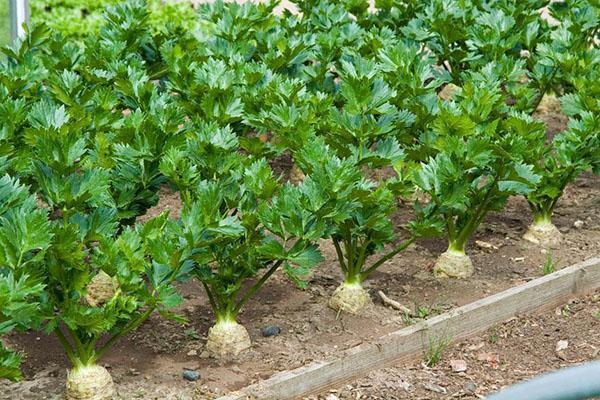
[0,0,10,48]
[424,334,452,367]
[541,253,558,275]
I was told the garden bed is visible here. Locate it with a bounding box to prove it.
[0,1,598,399]
[309,290,600,400]
[1,166,598,400]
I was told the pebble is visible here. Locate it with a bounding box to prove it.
[449,359,468,372]
[187,349,198,356]
[262,325,282,337]
[574,220,584,229]
[325,395,340,400]
[182,369,200,382]
[465,381,477,393]
[556,340,569,352]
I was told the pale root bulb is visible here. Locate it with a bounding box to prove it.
[523,221,562,247]
[289,164,306,185]
[205,320,251,357]
[433,250,474,279]
[84,271,118,307]
[328,281,371,314]
[66,365,114,400]
[438,83,460,100]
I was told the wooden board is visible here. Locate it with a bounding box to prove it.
[218,257,600,400]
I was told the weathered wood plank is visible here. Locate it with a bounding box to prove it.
[218,257,600,400]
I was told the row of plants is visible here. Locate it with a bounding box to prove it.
[30,0,204,39]
[0,0,598,398]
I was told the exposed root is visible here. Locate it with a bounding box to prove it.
[523,221,562,247]
[329,282,370,314]
[66,365,114,400]
[377,290,412,314]
[433,250,474,279]
[205,320,251,357]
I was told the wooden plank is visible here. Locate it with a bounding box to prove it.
[218,257,600,400]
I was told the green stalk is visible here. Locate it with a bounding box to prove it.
[453,174,500,251]
[54,327,80,368]
[529,67,557,114]
[359,236,416,281]
[332,238,347,274]
[95,305,155,360]
[342,224,355,273]
[447,239,466,254]
[202,281,220,312]
[232,258,284,315]
[214,306,237,325]
[353,241,369,277]
[532,210,553,226]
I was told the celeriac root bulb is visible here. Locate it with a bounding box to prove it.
[328,282,370,314]
[289,164,306,185]
[84,271,118,307]
[205,320,251,357]
[66,365,115,400]
[523,221,561,247]
[433,250,474,279]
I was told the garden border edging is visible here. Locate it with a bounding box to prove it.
[218,256,600,400]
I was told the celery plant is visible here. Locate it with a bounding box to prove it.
[160,122,327,356]
[415,66,543,277]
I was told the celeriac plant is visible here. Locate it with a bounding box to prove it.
[0,82,187,397]
[415,66,542,278]
[290,56,442,313]
[522,51,600,246]
[1,9,184,226]
[0,171,185,398]
[0,176,46,381]
[297,137,441,313]
[402,0,560,115]
[160,122,326,357]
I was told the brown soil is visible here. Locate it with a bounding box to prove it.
[1,108,598,400]
[311,292,600,400]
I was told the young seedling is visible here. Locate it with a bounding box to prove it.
[541,253,557,275]
[160,123,327,357]
[415,65,542,278]
[424,333,452,367]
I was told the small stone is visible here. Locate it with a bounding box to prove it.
[573,220,584,229]
[261,325,282,337]
[465,381,477,393]
[423,382,447,394]
[449,359,468,372]
[182,369,200,382]
[556,340,569,352]
[187,349,198,356]
[325,395,340,400]
[475,240,497,250]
